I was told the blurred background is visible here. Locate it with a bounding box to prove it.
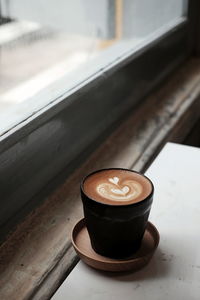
[0,0,187,132]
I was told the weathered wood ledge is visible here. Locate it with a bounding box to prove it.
[0,58,200,300]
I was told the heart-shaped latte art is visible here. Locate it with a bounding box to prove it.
[111,186,129,195]
[96,176,142,202]
[108,177,119,185]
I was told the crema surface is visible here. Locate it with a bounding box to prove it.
[83,169,152,205]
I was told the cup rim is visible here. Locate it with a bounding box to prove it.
[80,168,154,207]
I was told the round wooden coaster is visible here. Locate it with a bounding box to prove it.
[71,218,160,272]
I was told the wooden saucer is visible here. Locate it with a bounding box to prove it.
[71,218,160,272]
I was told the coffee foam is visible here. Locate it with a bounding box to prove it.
[83,169,152,205]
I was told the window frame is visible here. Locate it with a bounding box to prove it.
[0,0,199,235]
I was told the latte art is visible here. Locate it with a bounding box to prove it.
[83,169,152,205]
[96,177,142,202]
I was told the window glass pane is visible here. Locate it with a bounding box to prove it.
[0,0,188,134]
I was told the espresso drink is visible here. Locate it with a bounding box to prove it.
[81,168,154,258]
[83,169,152,206]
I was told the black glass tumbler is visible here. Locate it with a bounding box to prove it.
[81,168,154,259]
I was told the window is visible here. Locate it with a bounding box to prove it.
[0,0,198,231]
[0,0,188,133]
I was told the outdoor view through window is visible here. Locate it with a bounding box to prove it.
[0,0,187,135]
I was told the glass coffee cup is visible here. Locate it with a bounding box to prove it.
[81,168,154,259]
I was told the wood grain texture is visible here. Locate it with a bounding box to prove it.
[0,58,200,300]
[71,219,159,272]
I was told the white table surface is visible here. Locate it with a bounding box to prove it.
[52,142,200,300]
